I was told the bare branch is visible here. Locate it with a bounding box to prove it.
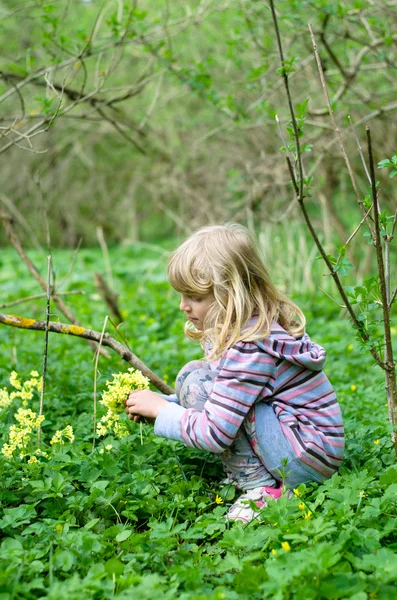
[308,23,376,241]
[347,115,371,185]
[0,291,84,309]
[0,313,174,395]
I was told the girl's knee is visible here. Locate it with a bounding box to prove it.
[176,362,217,409]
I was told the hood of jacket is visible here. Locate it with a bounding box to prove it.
[254,324,326,372]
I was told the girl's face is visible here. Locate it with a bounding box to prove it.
[179,292,215,330]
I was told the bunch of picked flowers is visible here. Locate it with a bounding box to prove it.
[97,368,149,439]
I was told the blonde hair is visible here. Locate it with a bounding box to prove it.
[167,224,306,360]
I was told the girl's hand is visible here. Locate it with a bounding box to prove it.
[125,390,168,422]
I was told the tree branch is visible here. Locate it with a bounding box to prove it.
[0,313,174,395]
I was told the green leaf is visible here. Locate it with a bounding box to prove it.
[115,529,132,542]
[105,558,124,576]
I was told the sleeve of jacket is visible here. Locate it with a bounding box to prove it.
[154,341,276,453]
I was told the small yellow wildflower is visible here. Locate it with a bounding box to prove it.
[50,425,74,446]
[374,439,380,445]
[0,388,11,409]
[2,407,44,459]
[105,444,113,451]
[98,368,149,439]
[271,549,277,556]
[347,344,354,351]
[215,495,223,505]
[303,511,312,519]
[55,524,63,533]
[281,541,291,552]
[10,371,22,390]
[99,448,104,454]
[28,456,39,464]
[350,385,357,392]
[298,502,305,510]
[359,491,367,498]
[293,488,300,497]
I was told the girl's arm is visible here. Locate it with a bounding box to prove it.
[154,341,276,453]
[157,393,180,404]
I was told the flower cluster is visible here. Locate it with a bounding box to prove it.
[97,368,149,439]
[50,425,75,446]
[1,370,74,463]
[2,408,44,459]
[0,370,42,412]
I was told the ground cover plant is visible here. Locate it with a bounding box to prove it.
[1,246,397,599]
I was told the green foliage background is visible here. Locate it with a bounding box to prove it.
[1,1,397,597]
[1,247,397,599]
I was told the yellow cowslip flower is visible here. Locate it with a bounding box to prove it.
[293,488,300,497]
[271,549,277,556]
[298,502,305,510]
[99,448,104,455]
[98,368,149,439]
[63,425,75,443]
[10,371,22,390]
[35,449,48,458]
[105,444,113,451]
[281,541,291,552]
[359,491,367,498]
[350,385,357,392]
[374,439,380,445]
[1,444,15,459]
[50,425,75,446]
[303,511,312,520]
[0,388,11,409]
[55,524,63,533]
[28,456,39,464]
[30,371,39,378]
[215,495,223,504]
[2,407,44,459]
[1,372,42,414]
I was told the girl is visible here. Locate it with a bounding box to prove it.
[125,224,344,523]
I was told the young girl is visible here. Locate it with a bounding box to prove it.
[125,224,344,523]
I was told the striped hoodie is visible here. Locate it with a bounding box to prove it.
[154,324,344,478]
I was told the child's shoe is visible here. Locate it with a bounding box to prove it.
[226,485,286,524]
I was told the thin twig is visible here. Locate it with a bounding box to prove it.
[342,204,373,249]
[0,194,43,252]
[0,290,84,309]
[275,115,296,172]
[308,23,376,241]
[38,256,51,449]
[390,285,397,309]
[318,287,346,308]
[93,315,108,452]
[347,115,371,184]
[269,0,304,198]
[0,313,174,395]
[97,226,114,289]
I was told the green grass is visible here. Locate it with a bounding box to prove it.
[0,246,396,600]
